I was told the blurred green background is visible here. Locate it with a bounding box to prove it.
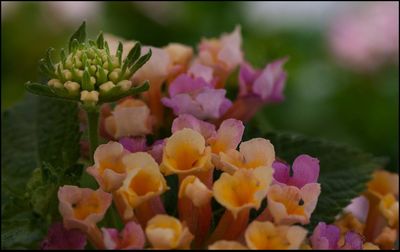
[1,2,398,171]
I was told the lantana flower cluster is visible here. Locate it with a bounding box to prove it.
[35,26,399,250]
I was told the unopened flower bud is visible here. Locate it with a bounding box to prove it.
[90,76,96,85]
[89,65,97,75]
[111,56,119,67]
[117,80,132,91]
[103,62,109,69]
[65,58,73,69]
[64,81,80,95]
[62,69,72,80]
[75,57,83,68]
[75,50,82,58]
[99,81,115,93]
[109,68,121,83]
[47,79,63,89]
[80,90,99,104]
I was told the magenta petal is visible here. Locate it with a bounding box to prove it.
[219,97,233,116]
[289,154,320,188]
[252,57,288,103]
[41,222,87,250]
[310,222,340,250]
[342,232,363,250]
[195,88,230,119]
[272,161,291,184]
[103,221,145,249]
[148,139,165,164]
[172,114,216,140]
[169,74,211,96]
[119,137,148,153]
[162,94,203,117]
[238,62,258,97]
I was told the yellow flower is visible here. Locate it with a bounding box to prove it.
[178,175,212,207]
[145,214,194,249]
[213,167,273,218]
[362,242,380,250]
[208,240,248,250]
[219,138,275,173]
[58,186,112,232]
[373,227,397,250]
[335,213,365,236]
[105,98,153,139]
[116,152,168,211]
[267,183,321,225]
[367,170,399,199]
[86,141,129,192]
[160,128,213,175]
[244,220,307,249]
[379,194,399,228]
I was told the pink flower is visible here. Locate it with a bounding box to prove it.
[147,139,165,164]
[219,58,288,123]
[119,136,148,153]
[172,114,217,141]
[239,58,288,103]
[161,74,232,120]
[197,26,243,87]
[102,221,145,249]
[310,222,363,250]
[41,222,87,250]
[272,154,320,188]
[329,2,399,72]
[310,222,341,250]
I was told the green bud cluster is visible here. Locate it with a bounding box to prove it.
[26,22,151,108]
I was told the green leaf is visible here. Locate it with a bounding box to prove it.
[2,94,82,249]
[38,58,54,78]
[99,81,149,103]
[45,48,55,73]
[82,69,92,91]
[262,132,386,230]
[36,96,81,171]
[68,21,86,52]
[127,48,152,76]
[96,31,104,49]
[25,82,57,98]
[116,41,123,65]
[120,42,141,80]
[1,95,38,195]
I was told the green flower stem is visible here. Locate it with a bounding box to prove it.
[85,107,100,164]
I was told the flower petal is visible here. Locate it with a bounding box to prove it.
[172,114,217,140]
[178,175,213,207]
[145,214,194,249]
[102,221,145,249]
[41,222,87,250]
[208,240,247,250]
[245,220,307,249]
[213,168,273,218]
[58,186,112,232]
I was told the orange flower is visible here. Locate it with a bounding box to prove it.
[116,152,168,210]
[58,186,112,232]
[208,240,248,250]
[219,138,275,173]
[161,128,213,175]
[145,214,194,249]
[245,220,307,249]
[267,183,321,225]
